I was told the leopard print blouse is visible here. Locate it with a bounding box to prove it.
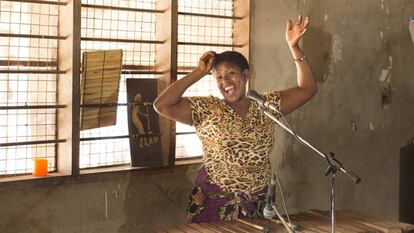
[188,91,281,194]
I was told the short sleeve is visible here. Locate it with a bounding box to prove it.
[262,90,281,111]
[187,96,216,127]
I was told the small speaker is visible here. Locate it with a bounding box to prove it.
[400,139,414,224]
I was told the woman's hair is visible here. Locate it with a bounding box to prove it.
[214,51,249,71]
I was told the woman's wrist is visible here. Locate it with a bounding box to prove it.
[293,54,306,62]
[289,45,304,60]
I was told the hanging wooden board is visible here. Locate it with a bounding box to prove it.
[80,49,123,131]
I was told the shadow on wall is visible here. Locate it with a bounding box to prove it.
[302,26,333,83]
[118,170,196,233]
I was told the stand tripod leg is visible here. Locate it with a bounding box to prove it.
[272,204,295,233]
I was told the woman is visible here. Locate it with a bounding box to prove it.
[154,15,317,222]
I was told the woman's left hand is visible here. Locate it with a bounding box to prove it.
[286,15,310,48]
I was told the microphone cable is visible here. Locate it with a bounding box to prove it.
[273,170,293,228]
[264,101,304,231]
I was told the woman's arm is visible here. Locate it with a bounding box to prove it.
[280,15,317,115]
[153,51,215,125]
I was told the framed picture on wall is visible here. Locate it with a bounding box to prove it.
[126,78,162,167]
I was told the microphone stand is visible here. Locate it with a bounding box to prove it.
[265,172,295,233]
[271,203,294,233]
[259,107,361,233]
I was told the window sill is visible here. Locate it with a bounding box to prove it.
[175,158,202,166]
[80,158,202,176]
[0,171,71,184]
[0,160,202,187]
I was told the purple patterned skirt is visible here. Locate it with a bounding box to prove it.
[186,167,267,223]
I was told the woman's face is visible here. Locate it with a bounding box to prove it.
[213,62,249,103]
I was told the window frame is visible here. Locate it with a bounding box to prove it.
[0,0,67,177]
[0,0,250,179]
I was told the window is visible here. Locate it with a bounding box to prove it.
[0,0,249,176]
[0,0,63,175]
[79,0,160,168]
[175,0,248,159]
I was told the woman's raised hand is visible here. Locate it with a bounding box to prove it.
[196,51,216,76]
[286,15,310,48]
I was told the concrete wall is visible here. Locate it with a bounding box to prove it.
[0,165,198,233]
[250,0,414,220]
[1,1,414,232]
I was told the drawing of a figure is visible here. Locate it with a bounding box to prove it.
[131,93,158,148]
[126,78,162,166]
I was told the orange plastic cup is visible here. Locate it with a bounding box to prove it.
[33,159,48,177]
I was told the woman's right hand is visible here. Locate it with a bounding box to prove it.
[196,51,216,76]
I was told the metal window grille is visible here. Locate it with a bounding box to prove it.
[0,0,62,176]
[80,0,158,168]
[176,0,236,159]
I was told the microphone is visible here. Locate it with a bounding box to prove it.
[246,90,283,115]
[246,89,265,106]
[263,173,277,219]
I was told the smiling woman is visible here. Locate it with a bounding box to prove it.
[154,13,317,223]
[153,50,283,222]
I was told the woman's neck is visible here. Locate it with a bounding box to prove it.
[226,97,250,120]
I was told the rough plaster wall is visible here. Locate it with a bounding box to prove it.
[1,1,414,232]
[0,166,197,233]
[250,0,414,220]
